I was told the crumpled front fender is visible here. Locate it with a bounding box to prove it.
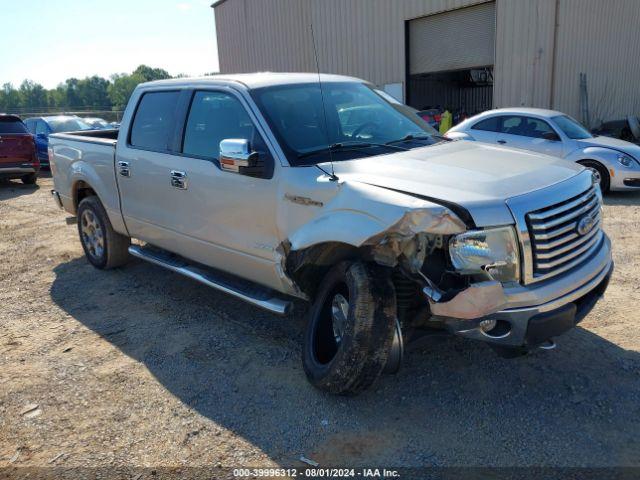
[287,180,467,252]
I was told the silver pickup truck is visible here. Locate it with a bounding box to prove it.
[50,73,613,395]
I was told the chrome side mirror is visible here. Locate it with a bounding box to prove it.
[219,138,258,174]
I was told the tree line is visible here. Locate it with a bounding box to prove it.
[0,65,180,114]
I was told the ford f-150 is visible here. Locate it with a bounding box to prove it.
[49,73,613,395]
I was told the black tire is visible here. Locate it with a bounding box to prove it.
[580,160,610,193]
[302,261,397,395]
[21,173,38,185]
[77,196,130,269]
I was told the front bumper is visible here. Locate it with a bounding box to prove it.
[443,234,613,348]
[610,166,640,190]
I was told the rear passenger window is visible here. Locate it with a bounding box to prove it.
[130,91,180,151]
[471,117,500,132]
[183,91,271,164]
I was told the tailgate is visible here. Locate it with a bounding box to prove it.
[0,134,35,164]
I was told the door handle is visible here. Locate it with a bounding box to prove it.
[117,161,130,177]
[497,140,507,144]
[170,170,188,190]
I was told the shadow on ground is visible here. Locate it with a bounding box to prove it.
[603,190,640,207]
[0,180,40,200]
[50,257,640,467]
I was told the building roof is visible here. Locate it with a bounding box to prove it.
[210,0,230,8]
[142,72,365,89]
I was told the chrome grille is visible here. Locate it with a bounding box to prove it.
[526,186,603,281]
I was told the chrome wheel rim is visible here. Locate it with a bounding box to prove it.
[80,210,104,259]
[330,293,349,344]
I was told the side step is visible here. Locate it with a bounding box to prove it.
[128,245,293,315]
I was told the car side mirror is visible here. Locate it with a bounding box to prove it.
[219,138,263,176]
[542,132,560,141]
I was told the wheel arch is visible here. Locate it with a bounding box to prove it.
[285,241,364,298]
[72,179,98,212]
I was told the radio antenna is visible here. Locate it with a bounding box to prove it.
[310,23,337,181]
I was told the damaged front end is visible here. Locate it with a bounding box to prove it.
[282,189,518,367]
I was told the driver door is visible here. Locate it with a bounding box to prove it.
[117,88,283,290]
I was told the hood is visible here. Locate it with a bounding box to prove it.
[329,140,582,227]
[576,135,640,160]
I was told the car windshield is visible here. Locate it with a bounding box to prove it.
[48,118,92,133]
[552,115,592,139]
[251,82,442,165]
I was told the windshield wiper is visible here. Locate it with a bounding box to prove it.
[386,133,450,146]
[297,141,407,160]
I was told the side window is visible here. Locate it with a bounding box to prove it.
[471,117,500,132]
[182,91,273,167]
[35,120,48,136]
[499,115,526,135]
[25,120,36,134]
[521,117,555,139]
[130,91,180,151]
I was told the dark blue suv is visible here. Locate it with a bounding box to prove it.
[24,116,91,166]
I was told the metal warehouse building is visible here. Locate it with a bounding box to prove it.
[212,0,640,126]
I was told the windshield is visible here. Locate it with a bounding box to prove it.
[251,82,442,165]
[49,118,92,133]
[552,115,592,139]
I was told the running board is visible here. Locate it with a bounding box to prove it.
[128,245,293,315]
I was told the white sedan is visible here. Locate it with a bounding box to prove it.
[446,108,640,192]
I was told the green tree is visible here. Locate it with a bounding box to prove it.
[76,76,110,108]
[132,65,171,82]
[19,80,48,109]
[62,78,82,109]
[0,83,22,111]
[108,73,146,110]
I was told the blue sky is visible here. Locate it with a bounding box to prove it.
[1,0,220,88]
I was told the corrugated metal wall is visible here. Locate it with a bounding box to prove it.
[551,0,640,125]
[214,0,489,85]
[214,0,640,123]
[493,0,556,111]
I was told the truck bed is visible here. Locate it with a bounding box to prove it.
[49,130,125,234]
[53,129,119,146]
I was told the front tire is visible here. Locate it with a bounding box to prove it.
[302,261,397,395]
[77,196,130,269]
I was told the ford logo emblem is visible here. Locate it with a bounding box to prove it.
[577,215,596,236]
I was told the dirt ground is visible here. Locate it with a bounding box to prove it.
[1,175,639,470]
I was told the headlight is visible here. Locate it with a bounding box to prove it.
[617,154,635,167]
[449,226,520,282]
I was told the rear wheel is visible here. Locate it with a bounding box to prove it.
[580,160,610,193]
[302,261,397,395]
[21,173,38,185]
[77,196,130,269]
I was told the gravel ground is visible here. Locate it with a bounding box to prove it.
[1,175,639,469]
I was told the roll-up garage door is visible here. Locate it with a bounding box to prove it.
[409,2,495,75]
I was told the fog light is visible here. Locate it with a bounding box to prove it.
[479,319,497,332]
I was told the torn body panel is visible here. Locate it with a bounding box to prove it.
[426,281,507,320]
[275,172,509,339]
